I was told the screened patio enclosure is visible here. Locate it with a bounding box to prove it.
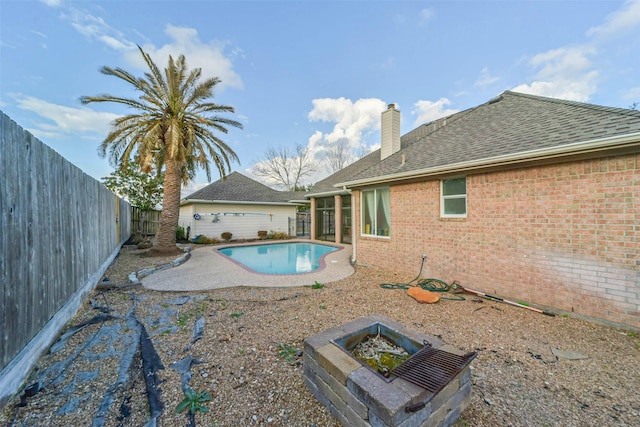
[313,194,351,244]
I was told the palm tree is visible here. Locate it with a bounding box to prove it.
[81,46,242,254]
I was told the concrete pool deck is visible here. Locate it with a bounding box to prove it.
[142,240,355,291]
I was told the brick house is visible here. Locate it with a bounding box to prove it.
[307,91,640,329]
[179,172,307,240]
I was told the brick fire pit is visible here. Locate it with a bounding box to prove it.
[304,314,475,427]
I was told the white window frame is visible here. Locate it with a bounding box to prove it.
[440,177,467,218]
[361,187,391,238]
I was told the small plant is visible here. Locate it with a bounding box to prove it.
[277,343,298,362]
[191,235,219,244]
[176,388,212,415]
[212,298,227,310]
[221,231,233,242]
[627,331,638,338]
[176,226,186,241]
[257,230,268,240]
[267,231,289,240]
[311,281,324,289]
[177,312,190,327]
[230,312,244,318]
[319,304,326,309]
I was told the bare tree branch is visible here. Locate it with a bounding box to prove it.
[252,143,320,190]
[325,139,355,173]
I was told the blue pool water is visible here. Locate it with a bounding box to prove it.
[218,242,338,274]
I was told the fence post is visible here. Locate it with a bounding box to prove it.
[115,195,120,245]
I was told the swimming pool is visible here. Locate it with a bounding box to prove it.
[218,242,338,274]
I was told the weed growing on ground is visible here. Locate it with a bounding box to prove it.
[311,281,324,289]
[176,388,211,415]
[277,343,298,362]
[194,300,208,317]
[177,312,190,327]
[212,299,227,310]
[230,312,244,318]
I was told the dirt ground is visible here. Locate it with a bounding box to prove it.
[1,245,639,426]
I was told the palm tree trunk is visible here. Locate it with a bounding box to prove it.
[154,158,182,254]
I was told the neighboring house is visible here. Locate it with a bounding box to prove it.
[179,172,307,240]
[307,91,640,329]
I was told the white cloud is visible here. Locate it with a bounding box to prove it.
[181,181,209,198]
[14,95,119,139]
[263,97,384,185]
[512,1,640,103]
[511,46,598,102]
[128,25,243,91]
[308,97,386,143]
[53,4,243,91]
[100,35,131,50]
[61,5,136,51]
[419,8,435,25]
[623,86,640,101]
[587,0,640,40]
[412,98,459,126]
[307,97,386,156]
[474,67,499,87]
[31,30,48,38]
[40,0,61,7]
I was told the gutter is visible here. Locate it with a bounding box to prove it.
[180,199,303,207]
[335,131,640,188]
[304,188,350,199]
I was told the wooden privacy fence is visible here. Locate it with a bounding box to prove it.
[0,112,131,407]
[131,207,161,236]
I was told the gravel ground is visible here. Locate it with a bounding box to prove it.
[1,245,639,427]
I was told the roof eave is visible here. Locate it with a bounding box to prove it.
[336,132,640,188]
[305,189,351,199]
[180,199,301,207]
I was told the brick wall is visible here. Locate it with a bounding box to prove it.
[354,153,639,329]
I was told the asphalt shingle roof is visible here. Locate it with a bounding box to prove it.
[334,91,640,186]
[310,150,382,194]
[184,172,305,203]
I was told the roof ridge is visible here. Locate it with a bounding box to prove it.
[401,105,478,147]
[503,90,640,118]
[185,171,281,200]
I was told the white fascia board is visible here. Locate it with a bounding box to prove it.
[335,132,640,188]
[180,199,299,207]
[304,189,351,199]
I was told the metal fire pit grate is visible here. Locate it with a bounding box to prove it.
[391,342,477,396]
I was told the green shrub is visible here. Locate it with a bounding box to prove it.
[267,231,289,240]
[191,235,219,244]
[176,226,186,241]
[221,231,233,242]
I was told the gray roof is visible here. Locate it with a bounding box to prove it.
[183,172,305,204]
[332,91,640,188]
[309,150,382,194]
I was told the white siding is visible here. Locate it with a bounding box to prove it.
[179,203,297,240]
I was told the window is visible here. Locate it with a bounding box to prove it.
[361,188,390,236]
[441,177,467,217]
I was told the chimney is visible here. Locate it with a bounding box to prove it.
[381,103,401,160]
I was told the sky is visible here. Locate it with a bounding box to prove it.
[2,0,640,195]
